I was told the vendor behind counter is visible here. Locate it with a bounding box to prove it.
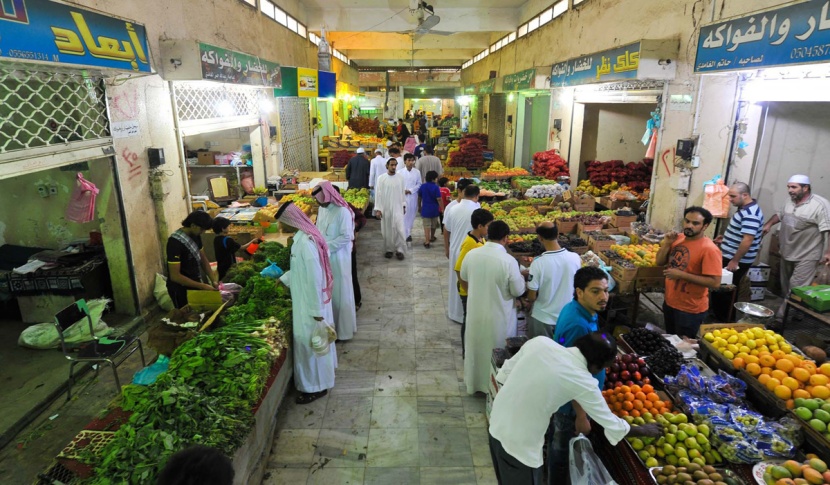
[166,211,218,308]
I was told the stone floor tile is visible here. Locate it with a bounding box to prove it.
[335,341,379,371]
[417,370,461,397]
[475,466,499,485]
[322,395,373,429]
[417,396,466,427]
[415,349,456,370]
[274,391,329,430]
[312,428,369,468]
[418,426,473,467]
[377,348,418,371]
[370,396,418,428]
[366,428,420,467]
[261,467,309,485]
[468,427,492,467]
[364,467,420,485]
[419,467,478,485]
[268,429,320,467]
[374,371,418,397]
[330,370,376,396]
[305,466,364,485]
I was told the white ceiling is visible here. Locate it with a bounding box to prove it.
[304,0,528,69]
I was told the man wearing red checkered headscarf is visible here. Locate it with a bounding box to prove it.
[276,201,337,404]
[313,182,357,341]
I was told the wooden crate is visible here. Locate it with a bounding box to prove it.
[588,233,615,253]
[611,261,638,281]
[573,198,596,212]
[577,222,604,237]
[637,266,666,278]
[636,277,665,291]
[600,196,630,210]
[696,323,766,374]
[737,369,789,418]
[569,245,589,255]
[789,412,830,460]
[616,279,636,294]
[556,220,578,234]
[611,214,637,228]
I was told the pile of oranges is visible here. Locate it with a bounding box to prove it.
[602,383,674,418]
[732,350,830,409]
[610,243,659,267]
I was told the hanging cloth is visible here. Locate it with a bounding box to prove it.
[65,173,99,223]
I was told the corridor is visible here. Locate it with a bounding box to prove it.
[262,219,496,485]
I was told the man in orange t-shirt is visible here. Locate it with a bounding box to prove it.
[656,206,722,338]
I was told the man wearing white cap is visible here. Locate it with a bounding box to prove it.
[345,147,370,190]
[762,174,830,320]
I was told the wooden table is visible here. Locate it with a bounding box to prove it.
[782,297,830,344]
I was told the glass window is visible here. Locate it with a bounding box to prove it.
[242,0,256,6]
[553,0,568,17]
[287,16,297,32]
[274,7,287,25]
[298,23,307,38]
[574,0,587,5]
[260,0,274,19]
[539,8,553,25]
[309,32,319,45]
[508,32,517,42]
[518,24,528,37]
[528,17,539,32]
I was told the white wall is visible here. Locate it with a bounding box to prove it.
[579,103,654,164]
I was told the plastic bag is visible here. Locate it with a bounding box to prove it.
[703,176,730,218]
[18,298,112,349]
[260,259,284,279]
[569,435,617,485]
[65,172,99,223]
[154,273,174,311]
[310,319,337,356]
[132,355,170,385]
[815,264,830,286]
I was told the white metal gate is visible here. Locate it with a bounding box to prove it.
[0,63,110,155]
[276,97,313,172]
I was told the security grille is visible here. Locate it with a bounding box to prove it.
[488,94,506,161]
[277,97,313,172]
[173,81,269,122]
[0,64,110,154]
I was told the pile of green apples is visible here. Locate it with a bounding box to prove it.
[626,412,722,468]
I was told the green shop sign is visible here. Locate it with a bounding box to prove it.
[478,79,496,94]
[199,42,282,87]
[503,68,536,91]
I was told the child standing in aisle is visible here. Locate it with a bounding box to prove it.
[212,217,263,280]
[438,177,452,233]
[418,171,444,248]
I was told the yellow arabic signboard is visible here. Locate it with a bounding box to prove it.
[297,67,319,98]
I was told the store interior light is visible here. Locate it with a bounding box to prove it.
[508,93,514,101]
[259,99,274,113]
[420,88,425,93]
[431,98,440,103]
[216,100,234,117]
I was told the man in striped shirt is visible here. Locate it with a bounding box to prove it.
[714,182,764,289]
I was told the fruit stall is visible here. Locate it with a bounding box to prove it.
[37,242,297,484]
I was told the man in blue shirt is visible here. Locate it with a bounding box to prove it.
[548,266,609,485]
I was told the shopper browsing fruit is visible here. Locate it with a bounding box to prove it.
[761,174,830,321]
[489,333,661,485]
[548,266,611,484]
[526,222,582,340]
[445,183,481,323]
[656,206,722,338]
[455,208,494,358]
[344,147,370,190]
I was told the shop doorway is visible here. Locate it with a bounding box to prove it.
[489,94,507,162]
[518,94,551,169]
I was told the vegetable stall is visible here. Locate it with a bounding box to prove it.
[38,242,296,485]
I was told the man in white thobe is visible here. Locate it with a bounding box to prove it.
[313,181,357,341]
[276,202,337,404]
[374,158,407,260]
[368,148,387,192]
[460,220,525,395]
[400,153,422,242]
[444,184,480,323]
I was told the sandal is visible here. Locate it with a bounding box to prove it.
[423,243,430,248]
[296,390,327,405]
[430,237,437,242]
[385,252,393,258]
[396,252,405,260]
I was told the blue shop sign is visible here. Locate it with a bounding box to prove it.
[550,42,640,86]
[695,0,830,72]
[0,0,152,72]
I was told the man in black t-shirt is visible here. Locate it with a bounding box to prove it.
[212,217,262,280]
[166,211,218,308]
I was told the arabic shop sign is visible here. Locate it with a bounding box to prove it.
[0,0,151,72]
[297,67,318,97]
[478,79,496,94]
[551,42,640,86]
[199,43,282,87]
[695,0,830,72]
[503,68,536,91]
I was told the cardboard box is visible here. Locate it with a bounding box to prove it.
[577,222,604,238]
[748,263,771,284]
[197,151,220,165]
[556,220,578,235]
[637,265,666,278]
[600,196,630,210]
[636,276,666,291]
[750,286,766,301]
[611,214,637,228]
[611,261,638,281]
[573,197,596,212]
[769,232,780,257]
[486,349,506,422]
[616,279,636,294]
[587,233,615,253]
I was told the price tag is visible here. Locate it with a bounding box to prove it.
[563,190,572,201]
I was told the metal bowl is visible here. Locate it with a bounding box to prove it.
[734,302,774,318]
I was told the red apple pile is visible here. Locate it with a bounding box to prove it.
[605,353,651,390]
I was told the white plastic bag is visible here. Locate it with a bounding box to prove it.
[18,298,112,349]
[154,273,174,311]
[310,318,337,356]
[569,435,617,485]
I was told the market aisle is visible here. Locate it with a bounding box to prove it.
[263,219,496,485]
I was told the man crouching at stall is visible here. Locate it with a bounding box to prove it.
[488,333,661,484]
[275,201,337,404]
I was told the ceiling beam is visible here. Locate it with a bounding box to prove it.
[347,49,479,60]
[354,59,466,68]
[326,31,497,50]
[305,8,520,32]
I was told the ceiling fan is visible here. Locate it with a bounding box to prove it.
[407,0,454,36]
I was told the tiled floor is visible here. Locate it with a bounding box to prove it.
[263,219,496,485]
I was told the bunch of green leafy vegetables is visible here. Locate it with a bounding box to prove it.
[87,324,276,484]
[251,241,290,271]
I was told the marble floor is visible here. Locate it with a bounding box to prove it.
[263,218,495,485]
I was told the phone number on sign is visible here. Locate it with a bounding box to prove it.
[1,49,55,61]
